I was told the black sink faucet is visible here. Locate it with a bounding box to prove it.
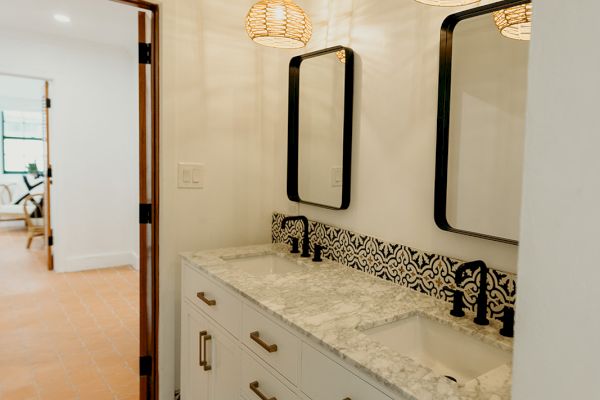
[450,260,489,326]
[281,216,310,258]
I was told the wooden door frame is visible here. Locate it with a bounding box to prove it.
[110,1,160,400]
[43,81,53,271]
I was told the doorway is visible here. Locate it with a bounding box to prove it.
[0,1,159,399]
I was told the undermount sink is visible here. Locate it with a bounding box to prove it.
[227,254,306,276]
[363,314,512,383]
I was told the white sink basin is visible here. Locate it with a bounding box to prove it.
[363,314,511,383]
[227,254,306,276]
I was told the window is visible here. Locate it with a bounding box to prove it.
[1,110,45,174]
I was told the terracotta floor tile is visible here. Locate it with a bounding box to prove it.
[0,225,139,400]
[1,384,38,400]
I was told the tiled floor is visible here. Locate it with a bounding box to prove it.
[0,223,139,400]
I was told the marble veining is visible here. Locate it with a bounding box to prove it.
[182,244,513,400]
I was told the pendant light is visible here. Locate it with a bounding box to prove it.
[414,0,479,7]
[493,3,532,41]
[246,0,312,49]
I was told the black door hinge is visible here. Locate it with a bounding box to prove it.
[139,43,152,65]
[47,166,53,178]
[140,203,152,224]
[45,98,52,108]
[48,235,53,246]
[140,355,152,377]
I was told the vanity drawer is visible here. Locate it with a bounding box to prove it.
[182,262,242,338]
[301,343,392,400]
[241,352,299,400]
[242,304,300,384]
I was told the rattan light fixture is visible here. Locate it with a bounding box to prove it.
[414,0,479,7]
[493,3,532,41]
[246,0,312,49]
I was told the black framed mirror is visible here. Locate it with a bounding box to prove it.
[287,46,354,210]
[434,0,531,245]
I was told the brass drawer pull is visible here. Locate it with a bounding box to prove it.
[197,292,216,306]
[202,333,212,371]
[250,331,278,353]
[249,381,276,400]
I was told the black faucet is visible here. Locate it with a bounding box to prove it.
[450,260,489,326]
[281,216,310,258]
[312,244,324,262]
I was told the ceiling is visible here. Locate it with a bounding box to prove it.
[0,0,139,50]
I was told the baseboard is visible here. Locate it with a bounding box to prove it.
[63,251,139,273]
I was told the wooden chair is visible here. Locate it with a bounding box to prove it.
[23,194,45,249]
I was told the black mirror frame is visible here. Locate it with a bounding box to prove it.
[434,0,529,246]
[287,45,354,210]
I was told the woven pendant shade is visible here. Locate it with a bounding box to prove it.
[493,4,532,41]
[414,0,479,7]
[246,0,312,49]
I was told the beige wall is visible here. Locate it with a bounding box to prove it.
[159,0,279,397]
[159,0,525,397]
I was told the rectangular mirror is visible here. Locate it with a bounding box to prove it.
[287,46,354,210]
[435,0,530,245]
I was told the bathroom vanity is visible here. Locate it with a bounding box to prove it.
[180,244,512,400]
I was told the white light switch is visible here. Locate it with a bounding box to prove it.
[330,167,343,187]
[182,168,191,183]
[178,163,204,189]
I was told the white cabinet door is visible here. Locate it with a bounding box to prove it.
[208,318,241,400]
[181,304,210,400]
[182,302,241,400]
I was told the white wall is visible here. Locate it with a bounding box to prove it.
[266,0,520,274]
[160,1,278,397]
[0,26,140,272]
[512,0,600,398]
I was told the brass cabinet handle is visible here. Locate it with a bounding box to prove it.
[202,333,212,371]
[197,292,216,306]
[249,381,276,400]
[199,331,207,366]
[250,331,278,353]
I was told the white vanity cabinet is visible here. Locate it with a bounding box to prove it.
[181,260,395,400]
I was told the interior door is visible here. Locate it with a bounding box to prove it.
[209,320,241,399]
[43,81,53,270]
[138,9,157,400]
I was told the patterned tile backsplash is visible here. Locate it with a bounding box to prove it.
[272,212,516,321]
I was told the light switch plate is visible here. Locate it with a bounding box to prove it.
[178,163,204,189]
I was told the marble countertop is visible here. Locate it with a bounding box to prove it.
[181,244,513,400]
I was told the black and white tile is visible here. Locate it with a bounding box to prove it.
[272,212,516,321]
